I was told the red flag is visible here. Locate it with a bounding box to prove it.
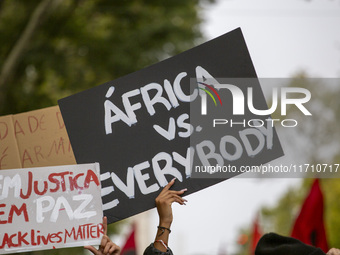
[250,215,262,255]
[120,224,137,255]
[291,179,328,252]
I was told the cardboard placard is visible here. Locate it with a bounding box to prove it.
[0,106,76,170]
[0,115,21,170]
[0,163,103,253]
[58,28,284,224]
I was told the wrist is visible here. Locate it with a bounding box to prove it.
[157,225,171,235]
[159,220,172,229]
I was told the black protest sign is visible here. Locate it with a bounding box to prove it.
[58,28,284,224]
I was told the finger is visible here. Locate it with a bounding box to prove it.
[158,188,187,203]
[171,196,187,205]
[109,244,120,255]
[103,216,108,236]
[163,194,188,205]
[160,178,176,194]
[166,188,188,196]
[100,235,109,251]
[163,191,188,201]
[84,245,99,255]
[103,242,111,254]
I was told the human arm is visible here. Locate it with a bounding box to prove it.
[154,178,187,252]
[144,178,187,255]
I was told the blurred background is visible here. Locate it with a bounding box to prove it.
[0,0,339,255]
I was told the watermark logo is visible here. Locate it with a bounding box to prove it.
[198,82,312,117]
[194,66,312,118]
[197,82,222,109]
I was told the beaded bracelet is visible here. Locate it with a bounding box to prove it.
[157,226,171,236]
[155,239,168,250]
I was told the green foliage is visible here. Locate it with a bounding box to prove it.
[321,177,340,248]
[235,228,251,255]
[235,75,340,254]
[261,185,306,236]
[0,0,213,115]
[0,0,213,254]
[259,178,340,249]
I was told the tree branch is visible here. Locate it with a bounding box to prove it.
[0,0,62,111]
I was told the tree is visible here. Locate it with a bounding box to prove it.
[0,0,213,115]
[0,1,214,254]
